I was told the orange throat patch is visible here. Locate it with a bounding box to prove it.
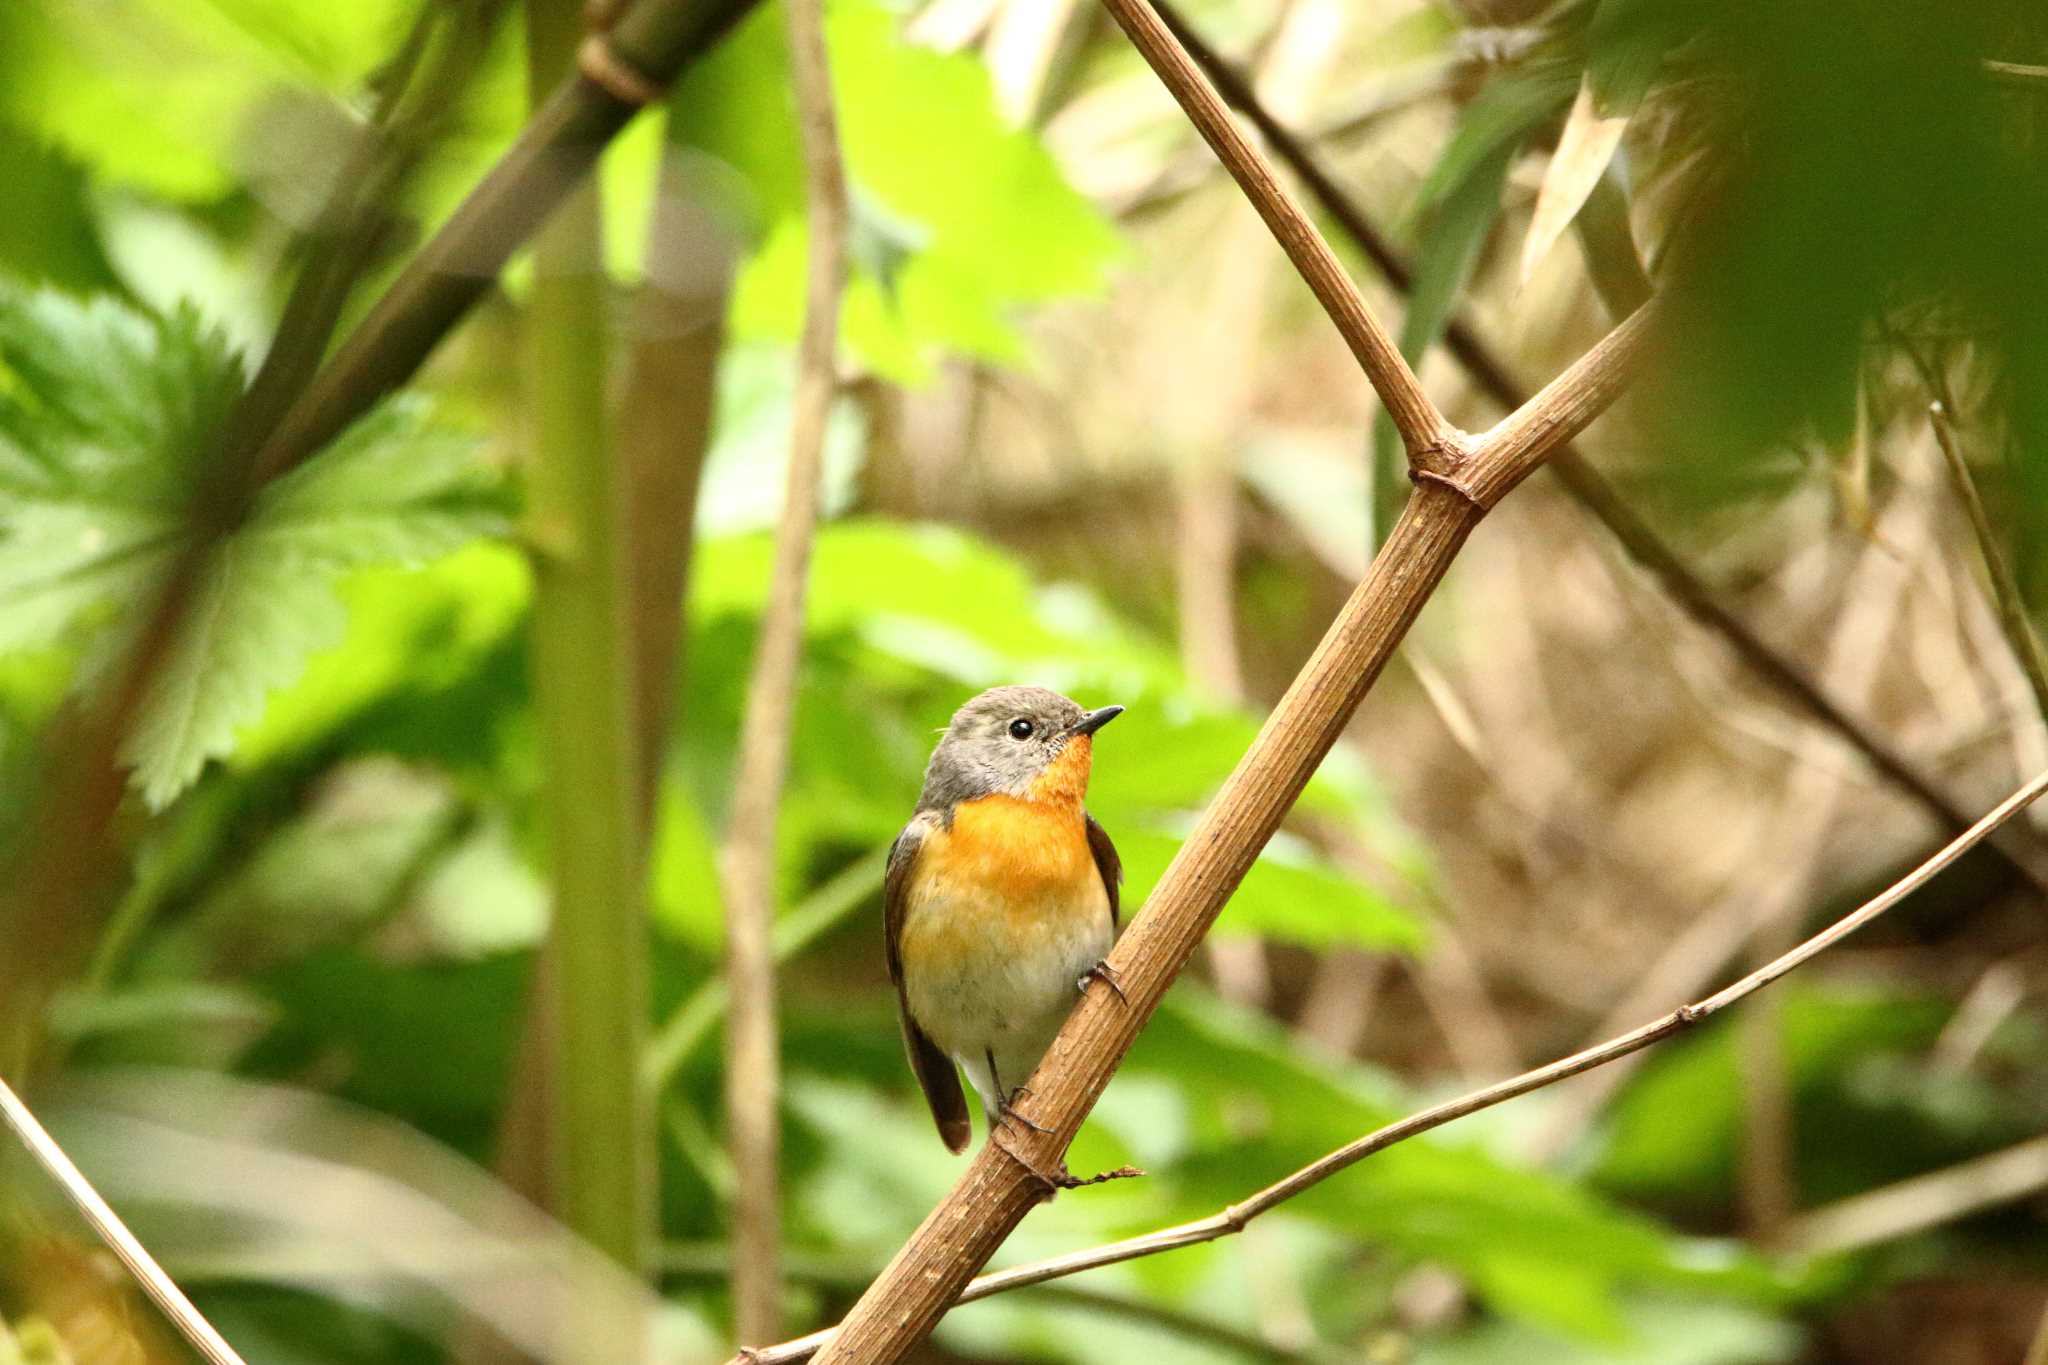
[1024,734,1092,808]
[910,737,1099,914]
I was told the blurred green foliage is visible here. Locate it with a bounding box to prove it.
[0,0,2044,1360]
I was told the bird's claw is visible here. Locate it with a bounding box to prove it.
[1078,958,1128,1004]
[993,1089,1145,1194]
[998,1088,1052,1136]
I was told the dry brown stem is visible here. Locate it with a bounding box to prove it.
[1095,0,1446,457]
[1151,0,2048,894]
[796,6,1655,1349]
[721,0,847,1344]
[748,767,2048,1363]
[1927,399,2048,723]
[0,1074,247,1365]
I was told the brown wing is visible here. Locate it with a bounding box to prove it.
[1085,811,1123,930]
[885,813,971,1153]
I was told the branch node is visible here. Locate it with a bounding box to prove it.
[576,35,666,107]
[1675,1003,1705,1025]
[1408,466,1487,513]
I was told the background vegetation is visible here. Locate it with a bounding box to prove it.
[2,0,2047,1361]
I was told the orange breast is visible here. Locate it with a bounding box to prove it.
[927,795,1097,901]
[898,781,1108,979]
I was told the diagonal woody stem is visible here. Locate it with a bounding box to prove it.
[799,2,1664,1343]
[746,767,2048,1364]
[1149,0,2048,897]
[0,1075,247,1365]
[1094,0,1448,458]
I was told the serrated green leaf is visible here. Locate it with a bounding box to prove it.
[123,404,505,807]
[0,292,240,652]
[0,283,506,807]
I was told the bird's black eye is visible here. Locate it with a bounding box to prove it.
[1008,718,1034,740]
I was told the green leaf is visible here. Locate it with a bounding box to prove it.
[1118,827,1426,954]
[1585,0,1671,119]
[1595,985,1950,1198]
[0,283,507,807]
[0,0,412,202]
[124,403,506,807]
[0,292,240,652]
[672,0,1120,381]
[1126,996,1788,1333]
[1417,1294,1802,1365]
[0,127,121,294]
[231,542,531,769]
[1371,66,1566,540]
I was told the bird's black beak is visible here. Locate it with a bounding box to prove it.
[1071,705,1125,737]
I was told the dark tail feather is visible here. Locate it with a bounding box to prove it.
[902,1017,971,1153]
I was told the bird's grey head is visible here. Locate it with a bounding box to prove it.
[918,685,1124,810]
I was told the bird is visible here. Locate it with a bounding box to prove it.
[884,685,1125,1166]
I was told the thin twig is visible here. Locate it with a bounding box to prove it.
[229,0,511,460]
[723,0,848,1342]
[1927,399,2048,721]
[664,1242,1340,1364]
[748,768,2048,1364]
[1149,0,2048,894]
[0,1075,247,1365]
[645,850,888,1091]
[1095,0,1445,457]
[253,0,765,484]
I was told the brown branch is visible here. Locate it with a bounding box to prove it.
[748,768,2048,1363]
[1927,399,2048,722]
[251,0,764,486]
[1149,0,2048,893]
[1095,0,1445,457]
[723,0,848,1343]
[0,1074,247,1365]
[801,16,1658,1343]
[228,0,511,461]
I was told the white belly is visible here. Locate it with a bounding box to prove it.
[902,889,1111,1120]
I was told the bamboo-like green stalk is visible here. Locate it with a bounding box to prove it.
[523,0,650,1293]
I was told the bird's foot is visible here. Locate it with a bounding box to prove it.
[1077,958,1128,1005]
[994,1088,1145,1195]
[997,1088,1052,1136]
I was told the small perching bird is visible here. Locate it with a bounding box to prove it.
[884,686,1125,1175]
